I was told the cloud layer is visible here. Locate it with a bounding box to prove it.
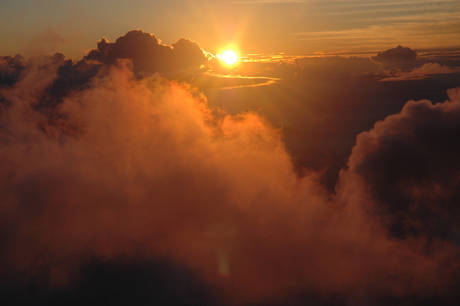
[1,33,460,305]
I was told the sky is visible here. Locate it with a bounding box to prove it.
[1,0,459,58]
[1,1,460,306]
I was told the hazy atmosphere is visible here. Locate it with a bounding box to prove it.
[1,1,460,305]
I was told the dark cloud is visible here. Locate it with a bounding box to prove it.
[85,29,208,74]
[371,45,418,70]
[363,47,460,82]
[345,88,460,240]
[1,30,213,114]
[0,258,216,306]
[0,54,25,87]
[204,53,459,192]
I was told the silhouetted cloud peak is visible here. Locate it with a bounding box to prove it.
[372,45,418,63]
[85,29,208,73]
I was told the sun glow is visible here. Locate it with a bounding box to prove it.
[220,50,238,65]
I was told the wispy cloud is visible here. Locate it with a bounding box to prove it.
[192,73,280,90]
[293,19,460,52]
[379,62,460,81]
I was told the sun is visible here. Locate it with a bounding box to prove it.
[220,50,238,65]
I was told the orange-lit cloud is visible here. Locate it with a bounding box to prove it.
[0,31,460,305]
[379,62,460,81]
[1,32,460,305]
[192,73,279,90]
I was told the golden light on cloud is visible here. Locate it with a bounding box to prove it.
[220,50,238,65]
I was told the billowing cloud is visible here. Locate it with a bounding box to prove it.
[0,54,25,87]
[365,46,460,81]
[1,33,460,305]
[371,45,418,69]
[372,45,418,62]
[85,30,208,74]
[0,30,215,110]
[343,87,460,241]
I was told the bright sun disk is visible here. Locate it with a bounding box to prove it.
[221,50,238,65]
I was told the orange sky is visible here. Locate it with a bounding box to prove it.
[1,0,459,58]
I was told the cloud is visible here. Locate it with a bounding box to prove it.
[371,45,418,69]
[85,30,208,74]
[0,54,25,87]
[1,30,214,110]
[343,87,460,241]
[190,73,279,90]
[412,62,460,75]
[0,56,323,301]
[1,32,460,305]
[373,45,417,61]
[293,17,460,57]
[379,62,460,81]
[365,46,460,81]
